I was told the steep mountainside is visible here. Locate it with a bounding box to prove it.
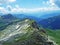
[0,18,54,45]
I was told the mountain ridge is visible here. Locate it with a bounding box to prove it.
[0,18,54,45]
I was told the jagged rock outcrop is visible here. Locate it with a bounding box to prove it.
[0,19,54,45]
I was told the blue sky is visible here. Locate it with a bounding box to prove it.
[0,0,60,14]
[15,0,49,8]
[0,0,49,8]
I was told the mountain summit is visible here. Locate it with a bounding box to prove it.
[0,18,54,45]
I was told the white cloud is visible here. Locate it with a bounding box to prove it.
[0,7,8,14]
[0,0,16,5]
[6,5,12,11]
[50,0,54,3]
[49,0,55,6]
[8,0,16,2]
[8,7,60,13]
[43,0,59,8]
[0,3,2,5]
[0,4,60,14]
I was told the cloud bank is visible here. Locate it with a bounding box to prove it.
[0,0,60,14]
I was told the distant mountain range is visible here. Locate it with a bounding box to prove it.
[39,15,60,29]
[0,12,60,30]
[13,13,60,30]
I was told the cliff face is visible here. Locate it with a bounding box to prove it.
[0,19,54,45]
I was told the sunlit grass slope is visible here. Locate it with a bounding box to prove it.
[46,29,60,45]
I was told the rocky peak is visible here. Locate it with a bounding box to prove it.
[0,19,54,45]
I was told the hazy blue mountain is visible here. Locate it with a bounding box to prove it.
[0,14,19,30]
[13,10,60,21]
[1,14,16,19]
[39,15,60,29]
[8,11,60,30]
[1,10,60,30]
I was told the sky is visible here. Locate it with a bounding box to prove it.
[0,0,60,14]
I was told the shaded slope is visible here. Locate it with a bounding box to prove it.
[39,15,60,29]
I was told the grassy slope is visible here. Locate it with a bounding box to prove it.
[46,29,60,45]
